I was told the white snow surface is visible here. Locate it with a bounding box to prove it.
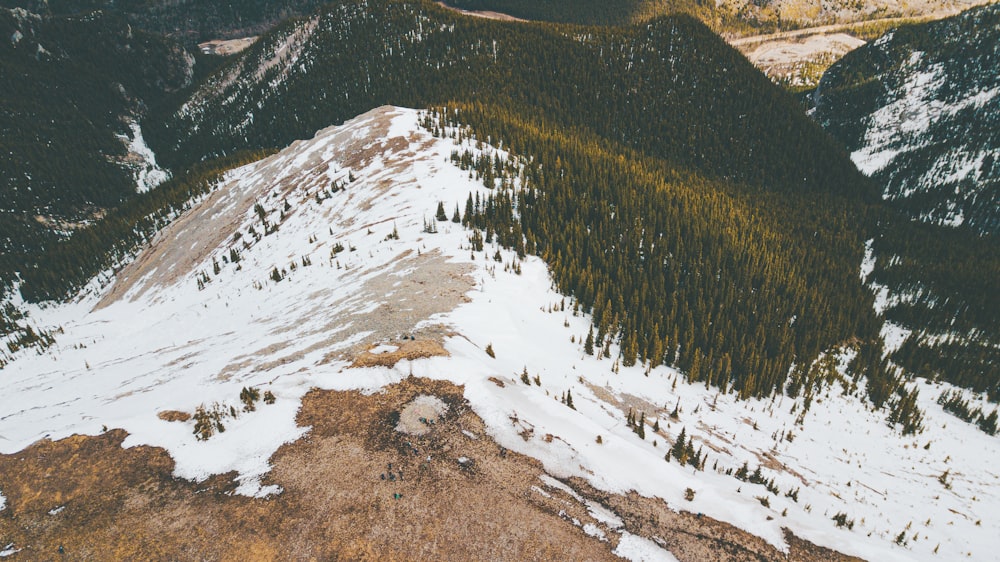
[1,106,999,561]
[123,121,170,194]
[614,532,679,562]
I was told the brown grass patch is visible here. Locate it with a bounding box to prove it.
[0,378,863,561]
[351,339,448,368]
[156,410,191,422]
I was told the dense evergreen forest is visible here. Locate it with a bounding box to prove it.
[435,104,882,400]
[0,0,333,42]
[2,0,994,433]
[152,2,872,203]
[0,8,195,286]
[870,222,999,401]
[814,5,1000,403]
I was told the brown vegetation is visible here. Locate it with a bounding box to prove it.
[351,340,449,368]
[156,410,191,422]
[0,378,863,561]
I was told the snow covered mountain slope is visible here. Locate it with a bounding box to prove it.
[1,106,998,561]
[813,3,1000,234]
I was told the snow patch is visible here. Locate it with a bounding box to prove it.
[583,522,606,540]
[123,121,170,193]
[369,344,399,354]
[586,500,624,528]
[614,532,679,562]
[860,238,875,281]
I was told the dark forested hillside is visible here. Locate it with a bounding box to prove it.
[153,2,872,203]
[0,0,334,42]
[814,3,1000,236]
[0,7,200,358]
[0,8,194,285]
[813,4,1000,409]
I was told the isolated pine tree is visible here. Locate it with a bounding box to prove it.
[735,461,749,481]
[436,201,448,221]
[671,427,687,462]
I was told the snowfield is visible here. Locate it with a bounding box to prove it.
[1,106,998,561]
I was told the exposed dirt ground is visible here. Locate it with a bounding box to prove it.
[0,377,862,561]
[729,4,992,85]
[741,32,864,78]
[198,37,257,56]
[435,2,527,22]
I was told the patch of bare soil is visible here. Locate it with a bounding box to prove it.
[435,1,527,22]
[0,378,863,561]
[198,37,257,56]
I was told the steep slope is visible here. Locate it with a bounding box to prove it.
[2,107,998,561]
[152,0,870,202]
[42,0,894,410]
[814,3,1000,234]
[812,5,999,408]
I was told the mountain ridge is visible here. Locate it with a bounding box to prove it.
[1,106,997,561]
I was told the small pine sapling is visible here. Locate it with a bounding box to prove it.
[240,386,261,412]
